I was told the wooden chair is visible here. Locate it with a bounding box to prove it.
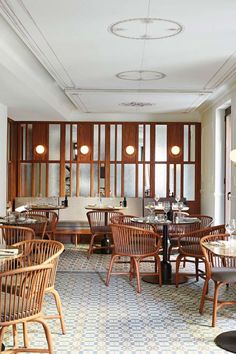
[200,233,236,327]
[23,210,58,240]
[168,215,213,260]
[106,224,162,293]
[21,213,48,239]
[13,239,66,334]
[175,224,225,286]
[0,264,53,354]
[87,211,123,257]
[0,225,35,246]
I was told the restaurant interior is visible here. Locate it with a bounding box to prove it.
[0,1,236,353]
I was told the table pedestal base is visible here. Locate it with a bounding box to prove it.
[215,331,236,353]
[142,273,188,285]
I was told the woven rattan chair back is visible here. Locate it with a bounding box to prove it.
[13,239,66,334]
[23,210,58,240]
[110,214,155,231]
[86,211,123,257]
[111,224,161,256]
[0,264,54,354]
[21,212,48,239]
[0,225,35,246]
[200,233,236,326]
[190,215,213,228]
[175,224,225,286]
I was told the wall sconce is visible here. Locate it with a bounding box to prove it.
[171,145,181,156]
[126,145,135,155]
[80,145,89,155]
[35,144,45,155]
[230,149,236,165]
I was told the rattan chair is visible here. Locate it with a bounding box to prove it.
[13,239,65,334]
[168,215,213,260]
[0,225,35,246]
[175,224,225,286]
[23,210,58,240]
[200,233,236,327]
[0,264,53,354]
[106,224,162,293]
[21,213,48,239]
[87,211,123,257]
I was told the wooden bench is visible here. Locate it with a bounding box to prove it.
[55,228,91,247]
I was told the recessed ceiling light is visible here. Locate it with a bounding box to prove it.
[116,70,166,81]
[109,18,183,40]
[119,102,154,107]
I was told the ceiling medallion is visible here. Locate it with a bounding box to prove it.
[109,18,183,40]
[119,102,154,107]
[116,70,166,81]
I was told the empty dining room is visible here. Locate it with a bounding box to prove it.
[1,0,236,353]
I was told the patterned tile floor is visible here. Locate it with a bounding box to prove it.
[3,244,236,353]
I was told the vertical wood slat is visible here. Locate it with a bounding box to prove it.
[60,124,65,197]
[105,125,110,197]
[143,125,146,198]
[150,124,155,197]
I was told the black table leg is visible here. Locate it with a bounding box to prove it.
[142,223,188,285]
[215,331,236,353]
[1,343,5,351]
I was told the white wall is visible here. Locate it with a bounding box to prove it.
[0,103,7,215]
[201,87,236,223]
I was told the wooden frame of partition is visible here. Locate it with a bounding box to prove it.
[8,120,201,213]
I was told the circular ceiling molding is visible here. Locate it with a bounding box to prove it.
[116,70,166,81]
[119,102,154,107]
[109,18,183,40]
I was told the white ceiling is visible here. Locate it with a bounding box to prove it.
[0,0,236,119]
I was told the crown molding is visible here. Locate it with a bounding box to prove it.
[0,0,74,89]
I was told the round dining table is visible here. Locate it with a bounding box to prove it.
[131,216,200,285]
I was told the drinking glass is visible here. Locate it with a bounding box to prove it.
[154,195,160,204]
[178,202,184,212]
[225,219,236,243]
[147,202,155,221]
[163,202,170,221]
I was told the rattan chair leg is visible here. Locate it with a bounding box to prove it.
[34,318,53,354]
[12,324,18,348]
[133,258,141,293]
[0,326,7,353]
[212,281,221,327]
[48,288,66,335]
[155,256,162,286]
[175,254,184,288]
[199,278,209,314]
[87,235,96,258]
[129,258,134,281]
[105,255,117,286]
[23,322,29,348]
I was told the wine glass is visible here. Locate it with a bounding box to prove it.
[154,195,160,205]
[163,202,170,221]
[225,219,236,243]
[175,195,181,203]
[147,202,155,221]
